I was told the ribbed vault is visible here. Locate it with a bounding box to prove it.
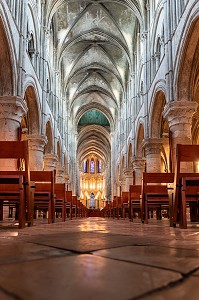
[46,0,143,196]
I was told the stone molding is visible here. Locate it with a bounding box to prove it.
[123,168,133,177]
[132,158,146,170]
[142,138,163,156]
[0,96,28,122]
[163,101,198,129]
[43,153,58,170]
[26,134,47,152]
[56,167,65,183]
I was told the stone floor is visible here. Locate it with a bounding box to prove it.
[0,217,199,300]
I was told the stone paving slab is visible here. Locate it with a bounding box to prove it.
[24,231,157,252]
[93,245,199,274]
[0,254,182,300]
[152,239,199,250]
[0,239,72,265]
[141,275,199,300]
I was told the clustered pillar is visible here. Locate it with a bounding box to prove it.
[143,138,163,173]
[0,96,28,170]
[163,101,198,172]
[27,134,47,170]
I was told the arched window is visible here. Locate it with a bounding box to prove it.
[97,160,102,173]
[90,158,95,173]
[83,159,88,173]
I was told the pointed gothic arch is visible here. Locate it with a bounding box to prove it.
[0,16,14,95]
[24,86,41,135]
[45,120,53,154]
[136,122,145,158]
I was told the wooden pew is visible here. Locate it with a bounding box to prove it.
[128,185,142,221]
[30,171,55,223]
[0,141,33,228]
[173,144,199,229]
[141,173,174,224]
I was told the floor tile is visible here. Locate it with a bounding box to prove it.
[93,245,199,274]
[0,254,182,300]
[141,276,199,300]
[0,240,72,265]
[24,231,154,252]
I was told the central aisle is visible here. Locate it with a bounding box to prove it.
[0,218,199,300]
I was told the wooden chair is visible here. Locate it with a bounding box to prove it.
[121,192,129,219]
[65,191,73,219]
[173,144,199,229]
[128,185,142,221]
[30,171,55,223]
[0,141,33,228]
[54,183,66,222]
[141,173,174,224]
[0,175,26,227]
[72,196,78,218]
[101,201,110,217]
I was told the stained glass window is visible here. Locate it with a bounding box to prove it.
[84,160,88,173]
[97,160,102,173]
[90,159,95,173]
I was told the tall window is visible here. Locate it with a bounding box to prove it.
[90,158,95,173]
[97,160,102,173]
[83,159,88,173]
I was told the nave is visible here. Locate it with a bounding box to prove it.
[0,217,199,300]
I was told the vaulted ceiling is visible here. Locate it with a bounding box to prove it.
[46,0,144,167]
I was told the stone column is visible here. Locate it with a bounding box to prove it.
[26,135,47,170]
[56,166,64,183]
[132,158,146,185]
[119,175,126,194]
[0,96,28,170]
[143,138,163,172]
[163,101,198,171]
[43,154,58,171]
[124,168,133,191]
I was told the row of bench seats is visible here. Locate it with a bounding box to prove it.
[102,144,199,229]
[0,141,88,228]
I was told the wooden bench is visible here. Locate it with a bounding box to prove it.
[0,141,33,228]
[128,185,142,221]
[141,173,174,224]
[173,144,199,229]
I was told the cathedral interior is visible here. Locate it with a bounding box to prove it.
[0,0,199,299]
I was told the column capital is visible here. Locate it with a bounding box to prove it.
[143,138,163,155]
[132,157,146,171]
[0,96,28,122]
[43,153,58,171]
[56,166,65,183]
[163,101,198,129]
[123,168,133,177]
[26,134,47,152]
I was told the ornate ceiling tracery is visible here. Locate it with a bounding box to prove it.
[46,0,144,168]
